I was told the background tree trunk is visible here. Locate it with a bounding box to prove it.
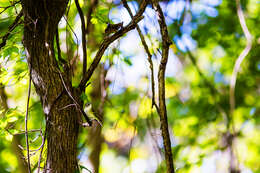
[0,71,28,173]
[88,64,109,172]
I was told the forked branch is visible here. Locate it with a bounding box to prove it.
[122,0,159,112]
[79,0,148,91]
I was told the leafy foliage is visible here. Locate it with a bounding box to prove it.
[0,0,260,172]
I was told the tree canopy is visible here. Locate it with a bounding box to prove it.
[0,0,260,173]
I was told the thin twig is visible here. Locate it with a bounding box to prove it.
[58,71,92,126]
[122,0,159,111]
[0,11,22,49]
[152,0,174,172]
[63,16,79,46]
[25,67,32,173]
[55,28,67,64]
[18,131,45,152]
[79,0,148,91]
[37,130,46,173]
[14,129,42,135]
[75,0,87,76]
[29,131,45,152]
[58,103,76,110]
[230,0,252,115]
[228,1,252,172]
[0,0,21,15]
[63,15,79,69]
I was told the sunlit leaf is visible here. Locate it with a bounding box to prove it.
[91,17,98,25]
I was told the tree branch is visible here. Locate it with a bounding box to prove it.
[55,28,67,64]
[0,0,20,15]
[78,0,148,91]
[122,0,159,112]
[152,0,175,172]
[230,0,253,115]
[58,71,92,126]
[228,1,252,172]
[0,11,22,50]
[37,129,46,173]
[75,0,87,76]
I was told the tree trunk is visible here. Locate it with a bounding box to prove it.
[88,65,106,173]
[21,0,80,172]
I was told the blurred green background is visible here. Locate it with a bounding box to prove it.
[0,0,260,172]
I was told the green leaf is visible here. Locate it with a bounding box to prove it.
[7,116,18,123]
[2,46,19,58]
[90,17,98,25]
[79,165,92,173]
[80,92,89,103]
[0,119,7,129]
[123,56,132,66]
[5,133,13,141]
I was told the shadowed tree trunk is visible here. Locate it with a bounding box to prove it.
[21,0,80,172]
[88,66,103,173]
[88,64,109,172]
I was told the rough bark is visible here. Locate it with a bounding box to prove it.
[152,0,175,172]
[20,0,147,172]
[21,0,80,172]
